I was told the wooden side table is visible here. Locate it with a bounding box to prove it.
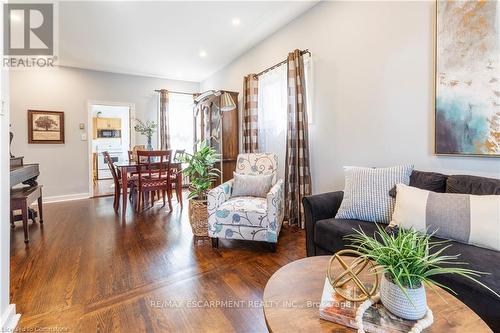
[263,256,492,333]
[11,185,43,243]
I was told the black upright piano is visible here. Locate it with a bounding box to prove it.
[10,156,40,221]
[10,156,39,187]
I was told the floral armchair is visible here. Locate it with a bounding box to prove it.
[207,153,284,250]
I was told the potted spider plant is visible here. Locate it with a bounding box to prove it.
[346,225,498,320]
[179,141,220,237]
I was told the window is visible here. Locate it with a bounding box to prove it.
[257,54,313,179]
[304,54,314,124]
[258,65,288,179]
[166,93,194,154]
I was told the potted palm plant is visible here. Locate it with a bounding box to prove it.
[346,225,498,320]
[179,141,220,237]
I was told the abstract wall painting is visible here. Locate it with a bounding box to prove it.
[435,0,499,156]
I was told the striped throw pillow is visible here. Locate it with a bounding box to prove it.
[391,184,500,251]
[335,165,413,223]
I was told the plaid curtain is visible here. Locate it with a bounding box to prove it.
[242,74,259,153]
[158,89,170,150]
[285,49,312,228]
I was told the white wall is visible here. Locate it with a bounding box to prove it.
[201,1,500,194]
[10,67,199,198]
[0,46,12,332]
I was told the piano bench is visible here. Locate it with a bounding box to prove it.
[10,185,43,244]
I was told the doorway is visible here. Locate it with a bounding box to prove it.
[87,102,134,197]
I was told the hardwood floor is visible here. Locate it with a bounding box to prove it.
[10,195,306,332]
[93,179,115,197]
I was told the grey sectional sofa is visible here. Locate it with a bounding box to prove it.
[303,171,500,331]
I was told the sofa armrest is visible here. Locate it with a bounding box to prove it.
[207,180,234,215]
[266,179,284,242]
[302,191,344,256]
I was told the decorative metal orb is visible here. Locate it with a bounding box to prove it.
[327,249,380,302]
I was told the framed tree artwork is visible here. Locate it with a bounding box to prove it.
[28,110,65,144]
[435,1,499,156]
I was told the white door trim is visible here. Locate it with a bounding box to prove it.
[86,100,136,197]
[0,6,18,326]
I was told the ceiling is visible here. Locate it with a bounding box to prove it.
[58,1,318,82]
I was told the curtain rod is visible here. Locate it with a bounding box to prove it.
[254,49,310,78]
[154,89,239,95]
[154,89,196,96]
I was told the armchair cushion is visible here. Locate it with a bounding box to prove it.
[213,197,268,228]
[232,172,274,198]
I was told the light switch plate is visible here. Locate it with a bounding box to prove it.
[81,133,87,141]
[79,123,85,129]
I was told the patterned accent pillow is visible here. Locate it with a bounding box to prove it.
[231,172,274,198]
[391,184,500,251]
[335,165,414,223]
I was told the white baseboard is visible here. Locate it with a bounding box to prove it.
[42,192,90,204]
[0,304,20,331]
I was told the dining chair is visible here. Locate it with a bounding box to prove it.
[171,149,185,207]
[173,149,185,162]
[136,150,173,212]
[92,153,98,185]
[102,151,137,211]
[130,145,147,163]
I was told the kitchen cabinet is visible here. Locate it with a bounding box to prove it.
[92,117,122,138]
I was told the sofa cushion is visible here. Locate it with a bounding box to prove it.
[314,218,500,294]
[435,237,500,297]
[447,175,500,195]
[314,218,379,254]
[410,170,448,192]
[391,184,500,251]
[215,197,268,227]
[435,237,500,330]
[389,170,448,197]
[335,165,413,223]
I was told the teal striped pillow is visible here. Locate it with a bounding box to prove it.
[335,165,414,223]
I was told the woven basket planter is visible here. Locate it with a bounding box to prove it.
[380,274,427,320]
[188,199,209,237]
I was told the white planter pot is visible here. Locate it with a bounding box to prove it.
[380,274,427,320]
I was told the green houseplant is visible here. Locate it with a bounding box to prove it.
[134,119,157,150]
[179,141,220,237]
[345,225,498,320]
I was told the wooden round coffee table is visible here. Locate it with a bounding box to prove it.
[263,256,491,333]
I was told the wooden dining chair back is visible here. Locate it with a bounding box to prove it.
[130,145,147,163]
[173,149,185,162]
[102,151,121,210]
[171,149,186,207]
[103,151,119,184]
[136,150,173,211]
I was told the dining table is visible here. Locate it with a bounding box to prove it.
[114,160,183,216]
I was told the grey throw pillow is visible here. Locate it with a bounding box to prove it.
[335,165,414,223]
[392,184,500,251]
[231,172,274,198]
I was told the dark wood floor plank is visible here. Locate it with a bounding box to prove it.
[10,195,306,332]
